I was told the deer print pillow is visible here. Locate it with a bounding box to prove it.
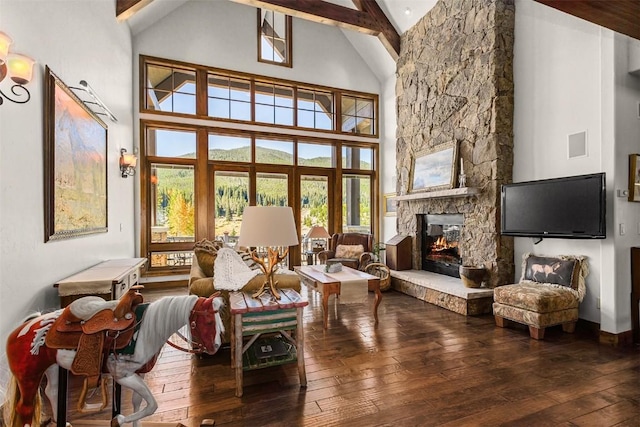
[523,255,578,288]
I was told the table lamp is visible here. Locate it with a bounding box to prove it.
[237,206,299,299]
[306,225,330,252]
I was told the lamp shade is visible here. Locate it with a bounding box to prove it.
[305,225,330,239]
[237,206,299,248]
[7,53,34,84]
[0,32,12,64]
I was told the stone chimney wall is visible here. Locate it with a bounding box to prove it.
[395,0,515,287]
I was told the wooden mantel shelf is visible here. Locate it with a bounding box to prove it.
[392,187,479,201]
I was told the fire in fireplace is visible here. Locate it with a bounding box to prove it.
[420,214,463,278]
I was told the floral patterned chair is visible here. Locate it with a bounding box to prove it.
[493,253,588,340]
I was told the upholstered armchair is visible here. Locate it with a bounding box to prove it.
[317,233,374,271]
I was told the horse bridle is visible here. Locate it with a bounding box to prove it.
[165,295,221,354]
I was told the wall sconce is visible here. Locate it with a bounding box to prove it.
[0,31,35,105]
[119,148,137,178]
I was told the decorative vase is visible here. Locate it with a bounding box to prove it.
[459,265,487,288]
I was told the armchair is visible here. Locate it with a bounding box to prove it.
[317,233,374,270]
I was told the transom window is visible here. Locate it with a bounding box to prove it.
[141,56,378,137]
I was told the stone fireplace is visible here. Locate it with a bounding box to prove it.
[420,214,463,278]
[394,0,516,288]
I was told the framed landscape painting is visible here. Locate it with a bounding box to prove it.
[410,142,457,193]
[383,193,397,216]
[44,66,108,242]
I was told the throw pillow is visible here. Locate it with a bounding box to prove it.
[193,239,223,277]
[523,255,578,288]
[335,244,365,259]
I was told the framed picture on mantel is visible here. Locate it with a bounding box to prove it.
[629,154,640,202]
[410,141,458,193]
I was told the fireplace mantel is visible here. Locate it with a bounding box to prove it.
[393,187,479,201]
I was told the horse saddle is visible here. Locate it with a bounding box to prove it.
[45,287,144,388]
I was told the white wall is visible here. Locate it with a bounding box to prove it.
[0,0,134,387]
[133,0,380,93]
[380,73,398,244]
[513,0,640,332]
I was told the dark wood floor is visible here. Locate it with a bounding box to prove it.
[63,286,640,426]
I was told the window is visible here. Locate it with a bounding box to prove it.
[256,173,288,206]
[209,133,252,162]
[258,9,292,67]
[255,81,294,126]
[150,164,195,245]
[342,145,373,170]
[341,95,375,135]
[298,89,334,131]
[208,73,252,121]
[298,143,333,168]
[256,138,294,165]
[342,174,371,234]
[145,63,196,114]
[214,171,249,246]
[146,128,196,158]
[141,56,378,137]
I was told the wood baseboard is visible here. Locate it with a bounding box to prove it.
[599,329,634,347]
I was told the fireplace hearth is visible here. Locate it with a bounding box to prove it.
[421,214,463,278]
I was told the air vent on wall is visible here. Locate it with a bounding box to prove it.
[568,131,587,159]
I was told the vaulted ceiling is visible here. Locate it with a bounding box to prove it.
[116,0,639,81]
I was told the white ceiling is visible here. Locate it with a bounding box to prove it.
[126,0,438,81]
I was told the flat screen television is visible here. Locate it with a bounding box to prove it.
[501,173,606,239]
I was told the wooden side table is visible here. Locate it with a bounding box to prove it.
[229,289,308,397]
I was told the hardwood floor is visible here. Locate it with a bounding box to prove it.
[63,286,640,426]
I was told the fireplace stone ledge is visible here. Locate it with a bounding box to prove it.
[390,270,494,316]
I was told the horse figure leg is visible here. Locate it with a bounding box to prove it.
[42,365,59,425]
[110,374,157,427]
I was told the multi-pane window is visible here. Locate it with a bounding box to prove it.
[258,9,292,67]
[298,89,334,130]
[145,64,196,114]
[214,171,249,246]
[341,95,375,135]
[256,173,288,206]
[207,73,252,121]
[142,57,376,136]
[255,81,294,126]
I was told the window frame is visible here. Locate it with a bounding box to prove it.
[257,9,293,68]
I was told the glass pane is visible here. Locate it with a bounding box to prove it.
[150,251,194,268]
[146,129,196,158]
[316,112,333,130]
[230,101,251,121]
[297,109,314,127]
[207,74,229,98]
[214,171,249,246]
[255,82,274,105]
[275,106,294,126]
[255,138,294,165]
[298,143,333,167]
[208,134,252,162]
[145,64,196,113]
[150,164,195,243]
[255,104,275,124]
[356,98,374,118]
[256,173,288,206]
[230,78,251,102]
[342,174,371,234]
[209,98,230,119]
[342,146,373,170]
[341,95,375,135]
[300,175,329,265]
[275,85,293,107]
[297,89,315,111]
[260,9,288,64]
[315,91,333,114]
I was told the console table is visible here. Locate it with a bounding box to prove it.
[54,258,147,307]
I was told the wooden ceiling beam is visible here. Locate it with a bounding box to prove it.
[534,0,640,41]
[116,0,155,21]
[230,0,400,59]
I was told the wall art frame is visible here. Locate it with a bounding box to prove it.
[44,66,108,242]
[410,141,458,193]
[629,153,640,202]
[383,193,397,217]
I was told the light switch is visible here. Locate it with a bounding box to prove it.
[620,223,626,235]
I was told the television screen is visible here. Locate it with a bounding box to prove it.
[501,173,606,239]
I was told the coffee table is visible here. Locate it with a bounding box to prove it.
[294,265,382,329]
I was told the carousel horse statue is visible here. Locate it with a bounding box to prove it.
[3,286,225,427]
